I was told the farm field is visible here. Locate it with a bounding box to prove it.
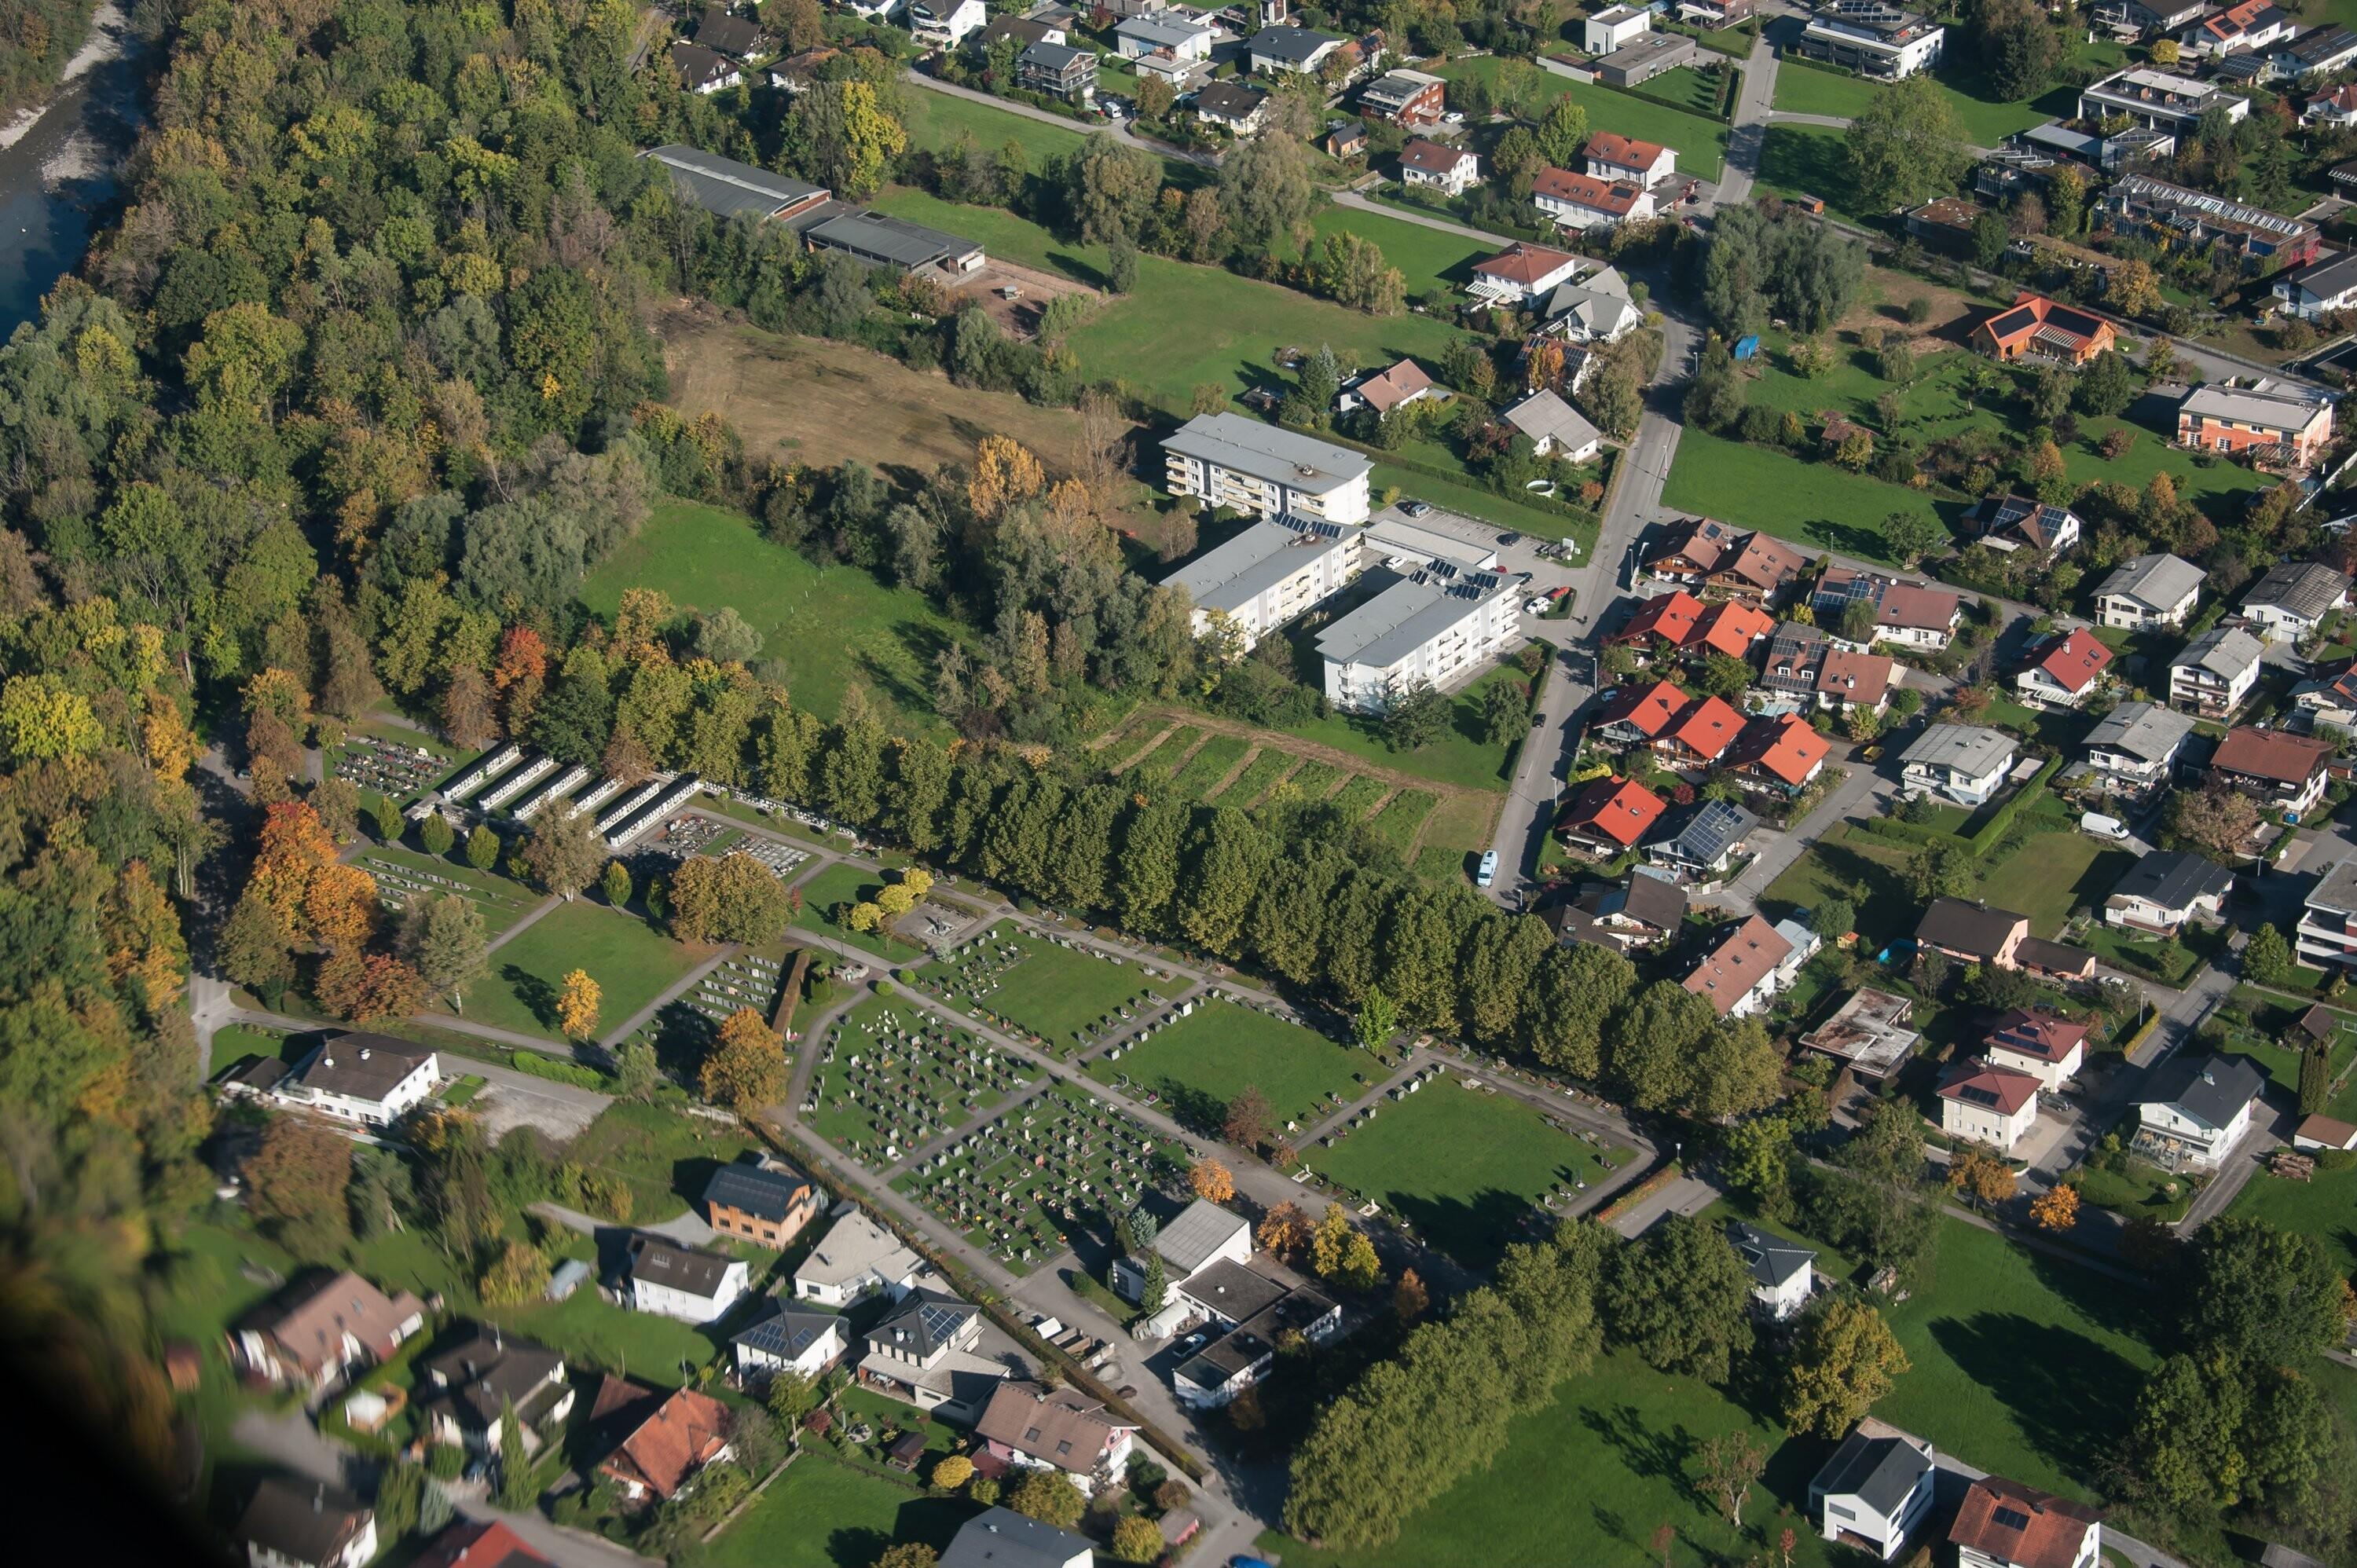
[449,900,706,1044]
[1307,1079,1630,1268]
[580,497,969,731]
[790,863,929,963]
[800,994,1023,1168]
[1089,998,1369,1135]
[1208,745,1301,807]
[912,920,1189,1053]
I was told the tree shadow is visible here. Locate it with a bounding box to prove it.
[1579,1401,1702,1492]
[827,1526,890,1568]
[1925,1310,2145,1482]
[1047,248,1108,290]
[1378,1186,1551,1272]
[1157,1081,1226,1138]
[505,965,559,1031]
[644,1001,717,1083]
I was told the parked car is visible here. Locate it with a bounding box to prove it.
[1401,499,1432,518]
[1497,531,1520,545]
[1477,849,1500,887]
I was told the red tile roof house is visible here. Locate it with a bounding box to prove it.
[1947,1474,2102,1568]
[233,1269,426,1399]
[1337,357,1439,417]
[1984,1009,2089,1092]
[2013,628,2113,709]
[1468,241,1584,306]
[1643,516,1742,584]
[1534,165,1656,229]
[1817,647,1893,713]
[1711,531,1811,605]
[1557,775,1667,855]
[1399,137,1481,197]
[1686,598,1776,660]
[1592,678,1685,749]
[589,1376,732,1507]
[1584,130,1677,188]
[1682,914,1796,1018]
[2211,725,2334,817]
[415,1520,554,1568]
[973,1381,1139,1497]
[1937,1061,2043,1155]
[1727,713,1831,797]
[1651,694,1747,773]
[1604,588,1704,661]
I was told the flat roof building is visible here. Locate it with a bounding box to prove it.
[804,209,984,274]
[1317,559,1521,714]
[641,145,830,222]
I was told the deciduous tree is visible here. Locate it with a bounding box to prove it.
[1782,1297,1910,1437]
[556,969,601,1041]
[702,1008,787,1112]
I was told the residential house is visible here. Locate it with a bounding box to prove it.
[1985,1010,2091,1092]
[1468,241,1585,306]
[237,1478,376,1568]
[1399,138,1480,196]
[1799,989,1923,1082]
[589,1376,731,1507]
[1686,597,1776,660]
[1726,713,1832,797]
[1499,388,1601,459]
[1162,412,1372,526]
[1901,725,2018,806]
[1592,678,1686,749]
[625,1236,750,1324]
[1970,293,2117,365]
[1682,914,1796,1018]
[794,1209,924,1306]
[2282,24,2357,75]
[2241,559,2351,643]
[1541,870,1688,952]
[1169,1258,1340,1408]
[1653,694,1747,773]
[669,42,742,93]
[1799,7,1947,77]
[1815,568,1961,650]
[2185,0,2292,54]
[1583,2,1652,53]
[2211,725,2333,816]
[1585,131,1677,188]
[1607,587,1704,658]
[1726,1220,1816,1320]
[2167,625,2264,718]
[233,1270,425,1396]
[2295,658,2357,733]
[2104,851,2233,934]
[2300,857,2357,967]
[732,1297,849,1382]
[1160,515,1359,650]
[939,1509,1094,1568]
[270,1031,438,1127]
[1679,0,1758,20]
[1534,166,1655,229]
[2082,699,2196,793]
[1950,1476,2102,1568]
[1315,559,1520,714]
[416,1324,575,1456]
[2308,82,2357,127]
[1358,67,1446,124]
[1557,775,1667,855]
[702,1154,823,1250]
[1109,1198,1253,1301]
[979,14,1062,49]
[1113,9,1215,60]
[2274,249,2357,317]
[2093,0,2211,38]
[860,1286,1003,1420]
[911,0,988,49]
[692,7,763,57]
[1818,647,1895,713]
[838,0,902,20]
[2177,379,2336,467]
[2103,175,2321,271]
[1967,494,2083,555]
[1323,119,1368,158]
[1644,800,1757,882]
[1642,519,1808,605]
[1758,621,1830,709]
[2015,628,2113,709]
[1644,518,1743,589]
[2079,67,2249,134]
[2094,551,2203,630]
[1915,898,2030,969]
[2136,1054,2266,1170]
[1193,80,1270,134]
[1811,1419,1939,1562]
[1338,357,1439,416]
[1905,196,1988,255]
[413,1521,555,1568]
[974,1382,1138,1495]
[1938,1061,2044,1154]
[1017,42,1096,101]
[1248,23,1343,73]
[1542,267,1644,343]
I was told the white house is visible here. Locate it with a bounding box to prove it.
[910,0,988,49]
[1113,9,1215,60]
[1162,411,1373,526]
[1499,388,1602,459]
[2168,625,2265,719]
[1468,242,1584,306]
[940,1510,1094,1568]
[1583,2,1651,53]
[416,1324,576,1456]
[2303,858,2357,969]
[2094,551,2203,630]
[1799,9,1946,78]
[1950,1475,2102,1568]
[731,1298,849,1381]
[1108,1199,1253,1301]
[2103,851,2233,936]
[272,1032,438,1127]
[1725,1221,1814,1320]
[1318,560,1521,715]
[974,1382,1138,1497]
[794,1210,923,1307]
[2081,701,2194,793]
[2240,559,2350,644]
[2014,628,2112,709]
[237,1478,376,1568]
[1901,724,2018,807]
[1534,166,1655,228]
[1248,22,1344,75]
[1811,1420,1938,1563]
[1681,914,1796,1019]
[2135,1054,2266,1170]
[626,1236,750,1324]
[1399,137,1480,196]
[2275,248,2357,317]
[2183,0,2293,57]
[1982,1010,2089,1093]
[860,1287,1003,1422]
[1937,1061,2042,1155]
[1169,1261,1342,1408]
[1585,131,1677,188]
[1542,267,1643,343]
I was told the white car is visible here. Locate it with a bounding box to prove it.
[1476,850,1500,887]
[1524,596,1550,614]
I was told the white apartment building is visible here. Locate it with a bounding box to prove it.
[1583,2,1651,53]
[2078,68,2249,134]
[1316,559,1521,713]
[1160,516,1362,650]
[2167,625,2264,719]
[1162,412,1372,526]
[2301,858,2357,969]
[1798,9,1945,78]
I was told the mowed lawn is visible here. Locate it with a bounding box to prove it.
[1974,830,2137,940]
[1090,998,1370,1133]
[919,920,1187,1046]
[1758,827,1918,948]
[209,1023,299,1079]
[1305,205,1495,300]
[1770,60,2051,145]
[579,497,968,730]
[1756,123,1871,223]
[1277,661,1529,791]
[1662,429,1940,566]
[453,900,706,1044]
[2230,1163,2357,1280]
[1308,1082,1630,1268]
[709,1452,977,1568]
[792,862,928,962]
[565,1100,765,1224]
[1436,58,1728,178]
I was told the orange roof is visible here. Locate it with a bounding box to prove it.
[1596,679,1684,738]
[1732,713,1830,786]
[1682,915,1794,1016]
[1686,598,1774,658]
[1974,292,2115,356]
[2026,628,2112,695]
[1472,241,1579,284]
[1534,166,1647,215]
[416,1522,554,1568]
[1585,131,1669,171]
[2212,725,2333,786]
[1352,358,1433,414]
[1662,694,1744,762]
[1948,1476,2100,1568]
[592,1376,730,1502]
[1987,1009,2090,1064]
[1558,775,1666,848]
[1613,589,1704,647]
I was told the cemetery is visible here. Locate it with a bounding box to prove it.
[799,994,1025,1170]
[911,920,1190,1055]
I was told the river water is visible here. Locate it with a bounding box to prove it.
[0,1,144,337]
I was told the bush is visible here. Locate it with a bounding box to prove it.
[510,1050,608,1089]
[428,1442,465,1480]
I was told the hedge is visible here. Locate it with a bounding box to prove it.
[508,1049,610,1089]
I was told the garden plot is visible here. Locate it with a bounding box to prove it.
[335,733,446,800]
[360,848,537,937]
[911,921,1191,1055]
[893,1083,1179,1273]
[690,951,788,1023]
[801,996,1025,1169]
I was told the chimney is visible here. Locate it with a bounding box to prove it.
[313,1484,324,1514]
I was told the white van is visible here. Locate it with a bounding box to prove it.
[2080,811,2132,841]
[1476,849,1501,887]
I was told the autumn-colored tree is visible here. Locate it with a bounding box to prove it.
[931,1454,974,1491]
[522,808,605,899]
[247,1114,353,1248]
[248,800,342,933]
[477,1240,545,1306]
[1695,1430,1767,1523]
[2029,1183,2080,1232]
[611,587,674,663]
[1947,1145,2017,1209]
[556,969,601,1041]
[1393,1268,1429,1324]
[1189,1159,1235,1203]
[701,1008,787,1112]
[1257,1200,1312,1262]
[1782,1297,1911,1437]
[1835,429,1875,471]
[303,859,382,951]
[967,435,1046,522]
[1223,1083,1276,1152]
[442,665,499,748]
[1310,1205,1383,1291]
[316,950,427,1026]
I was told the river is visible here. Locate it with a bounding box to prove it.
[0,0,144,337]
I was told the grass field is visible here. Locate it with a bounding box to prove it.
[1634,64,1725,117]
[1438,58,1728,178]
[1329,775,1391,822]
[453,900,705,1043]
[1208,746,1299,806]
[580,497,969,730]
[1308,1081,1630,1268]
[709,1451,976,1568]
[1281,758,1347,800]
[1168,732,1251,798]
[2230,1163,2357,1279]
[1278,661,1529,791]
[1759,826,1918,948]
[1769,59,2051,145]
[1368,788,1440,852]
[1756,123,1870,223]
[1974,830,2136,940]
[1089,998,1369,1133]
[1662,429,1938,566]
[899,81,1094,172]
[1306,205,1495,301]
[915,920,1188,1050]
[1373,456,1602,551]
[792,863,928,962]
[564,1100,764,1225]
[209,1023,298,1079]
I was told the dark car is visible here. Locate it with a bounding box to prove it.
[1497,531,1520,545]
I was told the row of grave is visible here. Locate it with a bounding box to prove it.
[896,1088,1172,1271]
[801,1004,1029,1171]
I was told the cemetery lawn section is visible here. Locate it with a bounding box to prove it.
[913,920,1189,1052]
[1087,998,1369,1134]
[358,841,540,938]
[451,899,708,1043]
[800,993,1023,1168]
[792,863,929,962]
[1307,1080,1633,1269]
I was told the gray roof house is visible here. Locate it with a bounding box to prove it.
[2106,849,2233,933]
[2095,551,2205,628]
[1809,1419,1938,1562]
[1109,1198,1252,1300]
[2137,1053,2267,1170]
[731,1298,849,1379]
[1248,23,1345,71]
[940,1507,1095,1568]
[1500,388,1604,458]
[1544,267,1642,342]
[1725,1220,1815,1320]
[235,1478,374,1568]
[2083,699,2196,785]
[2241,559,2350,642]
